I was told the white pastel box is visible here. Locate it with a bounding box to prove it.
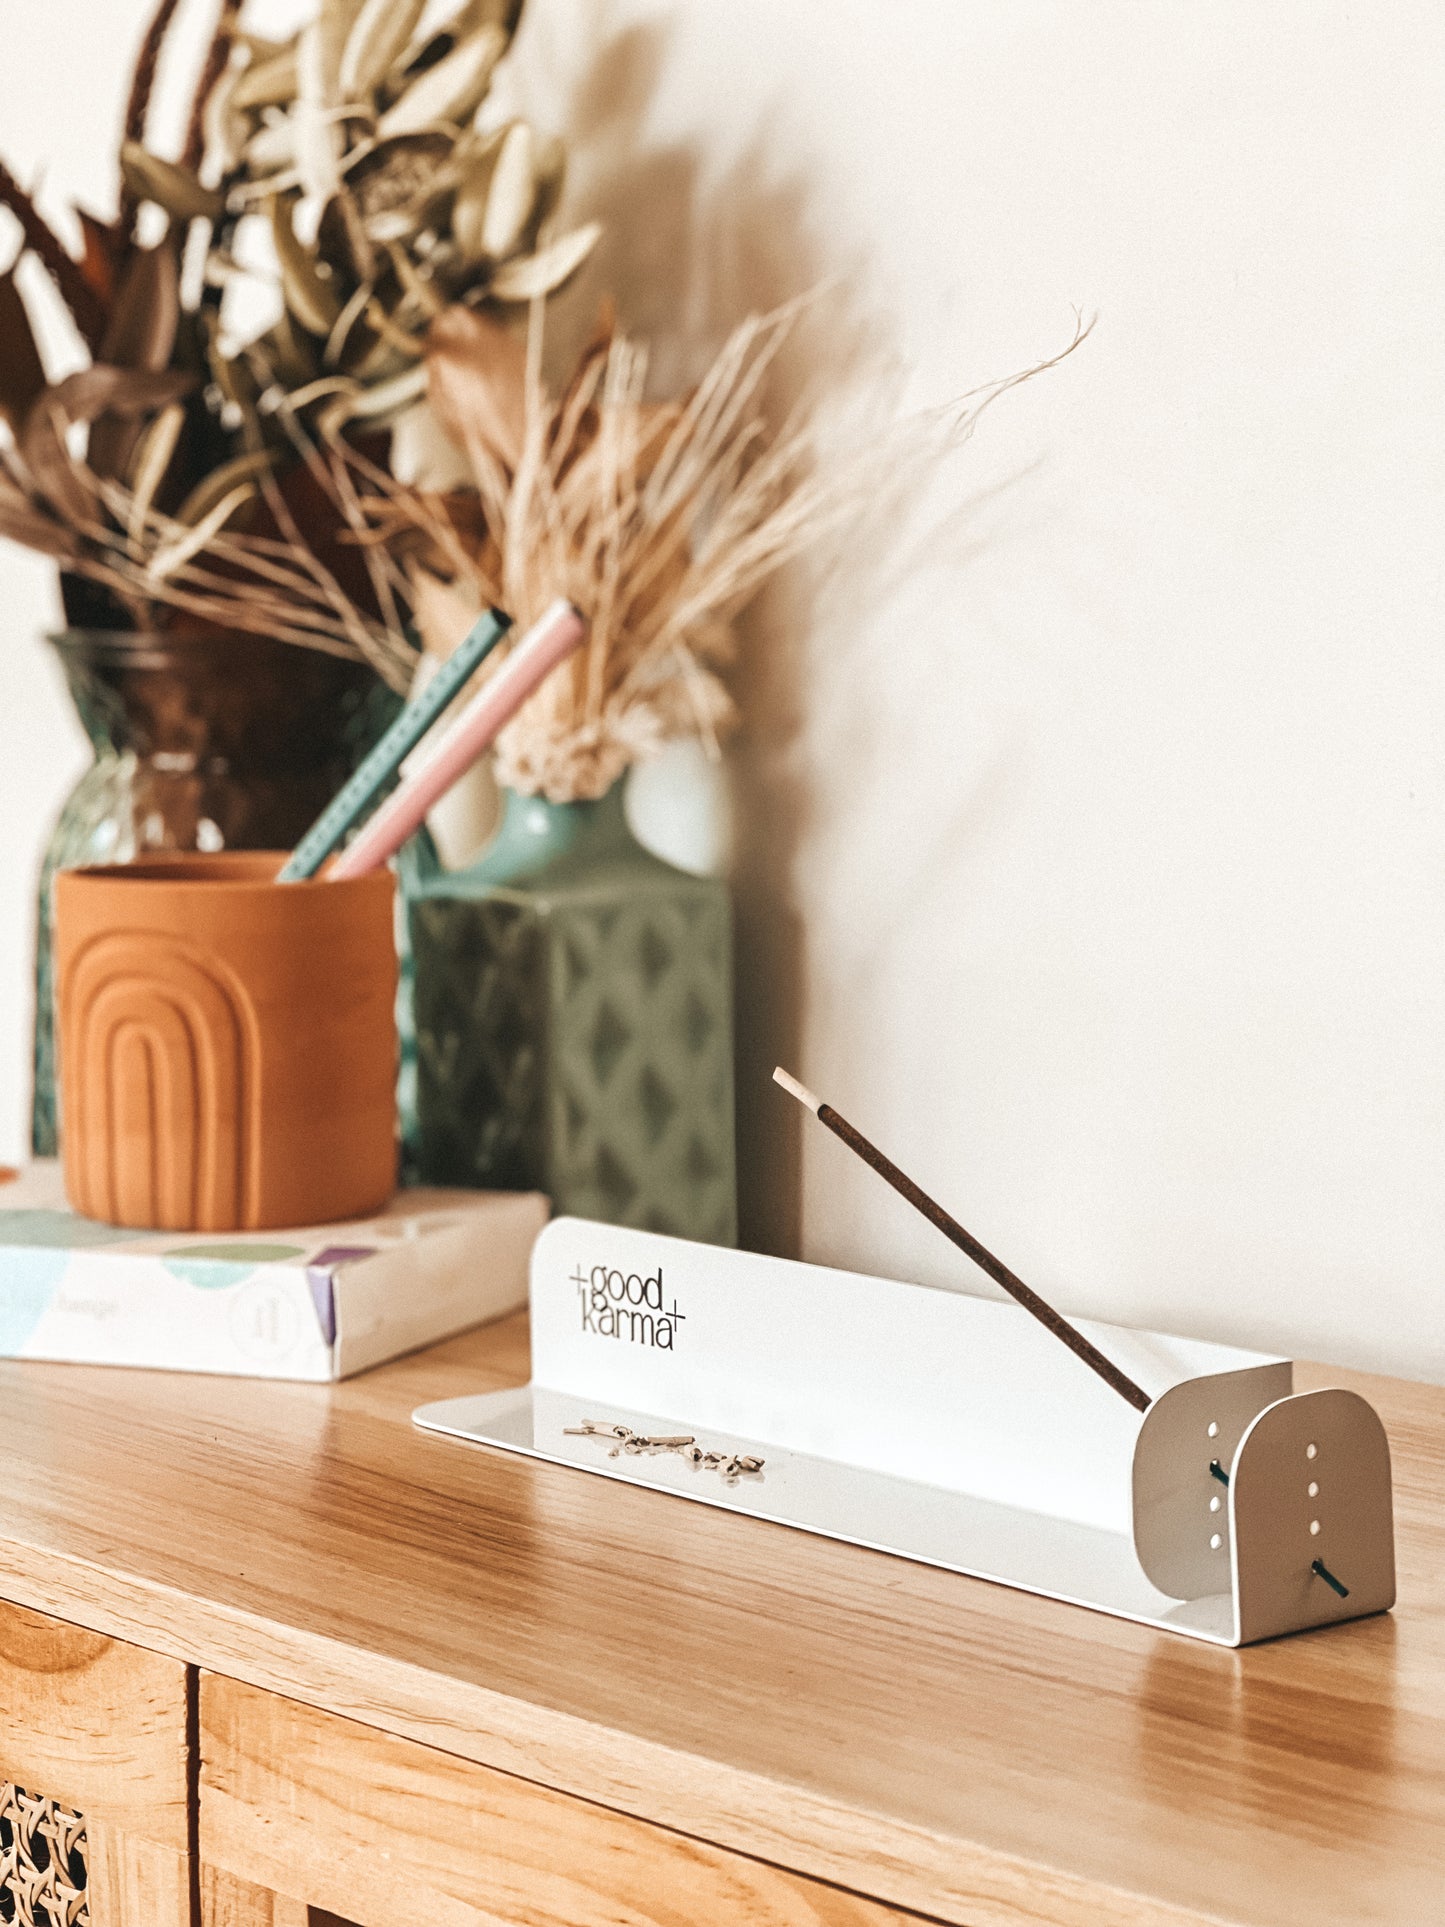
[0,1162,547,1381]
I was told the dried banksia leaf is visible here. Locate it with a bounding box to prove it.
[479,121,535,259]
[101,242,181,373]
[23,365,191,526]
[377,25,506,138]
[120,143,224,222]
[233,31,289,61]
[201,60,249,177]
[125,401,185,536]
[339,0,427,100]
[265,306,323,386]
[272,198,343,336]
[231,46,299,110]
[451,144,499,263]
[488,221,599,301]
[312,0,360,94]
[45,364,196,425]
[205,330,259,423]
[20,410,97,527]
[295,19,345,205]
[528,135,566,238]
[244,118,299,171]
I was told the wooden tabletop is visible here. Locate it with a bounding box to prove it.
[0,1318,1440,1927]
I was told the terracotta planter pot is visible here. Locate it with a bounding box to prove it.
[32,626,393,1160]
[55,854,397,1232]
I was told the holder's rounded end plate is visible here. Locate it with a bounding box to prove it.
[1132,1363,1292,1601]
[1231,1388,1395,1643]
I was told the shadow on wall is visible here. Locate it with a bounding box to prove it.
[520,7,888,1258]
[533,7,1032,1258]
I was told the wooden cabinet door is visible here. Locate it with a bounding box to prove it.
[200,1673,934,1927]
[0,1594,190,1927]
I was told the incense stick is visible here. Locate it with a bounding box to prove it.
[773,1067,1152,1413]
[329,599,586,881]
[278,606,512,883]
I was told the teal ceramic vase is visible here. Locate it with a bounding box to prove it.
[402,783,737,1244]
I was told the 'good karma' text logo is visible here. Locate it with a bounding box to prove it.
[572,1262,686,1350]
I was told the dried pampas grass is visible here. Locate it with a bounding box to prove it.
[345,296,1090,802]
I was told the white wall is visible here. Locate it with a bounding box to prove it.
[2,1,1442,1380]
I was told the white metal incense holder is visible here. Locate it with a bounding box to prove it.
[414,1218,1395,1645]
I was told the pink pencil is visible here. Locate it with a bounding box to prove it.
[329,598,587,880]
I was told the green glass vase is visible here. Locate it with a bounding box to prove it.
[402,783,736,1245]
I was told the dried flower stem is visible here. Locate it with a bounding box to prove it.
[2,422,419,683]
[118,0,186,235]
[182,0,242,174]
[123,0,185,146]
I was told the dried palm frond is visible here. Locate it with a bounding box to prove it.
[0,371,421,687]
[329,299,1091,801]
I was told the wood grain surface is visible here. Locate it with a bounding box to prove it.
[0,1320,1440,1926]
[199,1865,308,1927]
[0,1593,191,1925]
[87,1821,191,1927]
[0,1594,188,1846]
[201,1672,930,1927]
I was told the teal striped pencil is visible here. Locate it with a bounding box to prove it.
[277,607,511,882]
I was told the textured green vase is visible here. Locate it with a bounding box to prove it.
[403,783,736,1245]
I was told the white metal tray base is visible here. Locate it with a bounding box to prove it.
[414,1219,1396,1647]
[415,1384,1240,1642]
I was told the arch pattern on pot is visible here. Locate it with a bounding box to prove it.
[60,933,261,1230]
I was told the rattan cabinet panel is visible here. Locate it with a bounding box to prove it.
[0,1597,189,1927]
[0,1783,89,1926]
